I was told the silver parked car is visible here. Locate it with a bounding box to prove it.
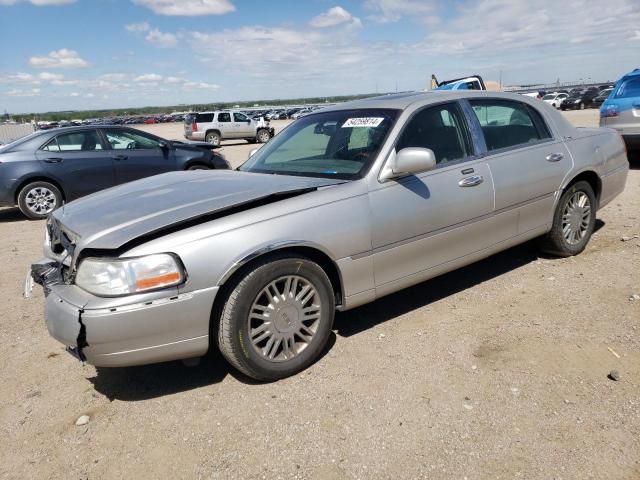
[184,110,274,146]
[29,91,628,381]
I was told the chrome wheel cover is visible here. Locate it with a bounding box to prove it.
[257,130,270,142]
[562,191,591,245]
[247,275,321,362]
[25,187,57,215]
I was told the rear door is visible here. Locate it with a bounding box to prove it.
[35,129,115,200]
[101,128,174,185]
[467,98,572,234]
[216,112,234,138]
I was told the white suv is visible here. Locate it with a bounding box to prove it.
[184,110,274,146]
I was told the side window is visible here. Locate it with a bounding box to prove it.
[196,113,214,123]
[615,77,640,99]
[218,112,231,122]
[396,103,471,164]
[469,100,551,152]
[233,112,248,122]
[103,129,162,150]
[42,130,102,152]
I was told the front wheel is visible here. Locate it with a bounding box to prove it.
[538,181,596,257]
[256,129,271,143]
[17,181,62,220]
[217,255,335,381]
[187,164,210,170]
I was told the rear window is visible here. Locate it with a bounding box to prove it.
[614,77,640,99]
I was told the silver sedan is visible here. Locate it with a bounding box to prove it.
[28,91,629,380]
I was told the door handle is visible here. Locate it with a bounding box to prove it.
[44,157,63,163]
[545,153,564,162]
[113,155,128,161]
[458,175,484,187]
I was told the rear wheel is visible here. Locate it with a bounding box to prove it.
[187,164,210,170]
[205,131,221,146]
[217,255,335,381]
[256,129,271,143]
[17,181,62,220]
[539,180,596,257]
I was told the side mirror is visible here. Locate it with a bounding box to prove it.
[379,147,436,182]
[158,140,169,149]
[248,148,258,159]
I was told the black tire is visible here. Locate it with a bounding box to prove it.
[17,181,62,220]
[538,180,596,257]
[217,255,335,381]
[187,164,210,170]
[205,131,221,146]
[256,129,271,144]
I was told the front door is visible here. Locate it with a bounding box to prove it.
[101,128,173,185]
[233,112,254,138]
[36,129,115,200]
[369,102,497,293]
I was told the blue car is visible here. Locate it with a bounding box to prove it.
[0,126,229,219]
[600,68,640,150]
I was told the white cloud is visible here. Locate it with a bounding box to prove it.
[38,72,64,81]
[182,81,219,90]
[310,6,361,28]
[126,23,179,48]
[165,76,187,83]
[98,73,129,82]
[132,0,235,16]
[364,0,439,23]
[0,0,75,5]
[631,30,640,41]
[145,28,178,47]
[4,87,41,97]
[29,49,88,68]
[69,92,80,97]
[418,0,640,58]
[134,73,163,82]
[0,72,39,84]
[125,22,150,32]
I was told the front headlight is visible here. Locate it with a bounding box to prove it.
[75,253,186,296]
[574,99,581,103]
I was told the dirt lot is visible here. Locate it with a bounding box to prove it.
[1,110,639,479]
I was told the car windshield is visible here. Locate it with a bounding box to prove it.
[239,108,399,180]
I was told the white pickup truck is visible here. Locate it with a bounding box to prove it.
[184,110,275,146]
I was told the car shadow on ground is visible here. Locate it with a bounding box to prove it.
[88,223,606,401]
[0,207,28,223]
[628,150,639,169]
[88,334,337,401]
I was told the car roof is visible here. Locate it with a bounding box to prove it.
[320,90,555,111]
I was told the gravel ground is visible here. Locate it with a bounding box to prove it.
[1,110,639,479]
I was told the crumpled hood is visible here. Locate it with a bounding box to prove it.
[52,170,342,252]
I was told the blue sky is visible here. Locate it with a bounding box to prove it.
[1,0,639,113]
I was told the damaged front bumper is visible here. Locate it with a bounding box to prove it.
[27,259,219,367]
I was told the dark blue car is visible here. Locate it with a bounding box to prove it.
[0,126,229,219]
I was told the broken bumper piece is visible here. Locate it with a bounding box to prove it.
[40,277,219,367]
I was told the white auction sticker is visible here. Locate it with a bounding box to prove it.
[342,117,384,128]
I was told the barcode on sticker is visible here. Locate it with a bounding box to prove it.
[342,117,384,128]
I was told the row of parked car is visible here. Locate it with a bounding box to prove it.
[531,85,614,110]
[37,114,185,130]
